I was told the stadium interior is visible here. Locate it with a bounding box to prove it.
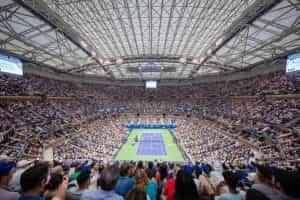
[0,0,300,200]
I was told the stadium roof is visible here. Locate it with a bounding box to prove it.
[0,0,300,81]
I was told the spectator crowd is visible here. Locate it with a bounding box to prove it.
[0,159,299,200]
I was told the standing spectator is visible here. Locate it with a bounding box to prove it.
[0,160,19,200]
[44,173,67,200]
[172,170,199,200]
[19,163,49,200]
[145,169,157,200]
[115,163,134,197]
[126,169,149,200]
[81,166,122,200]
[246,189,270,200]
[156,164,168,200]
[10,160,32,192]
[69,165,81,183]
[67,172,90,200]
[273,169,300,200]
[215,171,244,200]
[251,164,281,200]
[125,188,147,200]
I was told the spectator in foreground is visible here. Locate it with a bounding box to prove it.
[246,189,270,200]
[69,165,81,183]
[125,188,147,200]
[81,166,123,200]
[115,163,134,197]
[273,169,300,200]
[215,171,244,200]
[43,173,66,200]
[67,172,90,200]
[0,160,19,200]
[145,168,157,200]
[126,169,149,200]
[172,170,199,200]
[19,163,49,200]
[251,164,281,200]
[10,160,32,192]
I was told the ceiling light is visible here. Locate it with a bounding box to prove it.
[80,40,87,48]
[192,58,199,64]
[103,60,111,65]
[97,58,103,64]
[216,38,223,46]
[207,49,212,55]
[91,51,96,57]
[116,58,123,64]
[179,57,187,63]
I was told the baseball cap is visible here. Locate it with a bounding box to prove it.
[0,160,15,177]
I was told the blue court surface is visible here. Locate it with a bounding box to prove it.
[137,133,167,156]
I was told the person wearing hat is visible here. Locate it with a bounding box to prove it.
[0,160,20,200]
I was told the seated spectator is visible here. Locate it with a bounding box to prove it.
[19,163,49,200]
[215,171,244,200]
[115,163,134,197]
[44,173,66,200]
[67,171,90,200]
[172,170,199,200]
[81,166,122,200]
[0,160,19,200]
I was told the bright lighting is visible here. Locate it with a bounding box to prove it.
[116,58,123,64]
[145,80,157,89]
[179,57,187,63]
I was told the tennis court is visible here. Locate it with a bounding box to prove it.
[137,133,167,156]
[115,128,184,162]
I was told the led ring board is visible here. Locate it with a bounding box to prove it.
[286,53,300,73]
[145,80,157,89]
[0,54,23,76]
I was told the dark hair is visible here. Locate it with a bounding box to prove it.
[146,168,154,179]
[246,189,270,200]
[148,162,153,169]
[125,187,147,200]
[44,173,63,191]
[194,168,202,179]
[77,171,90,188]
[137,161,144,169]
[274,169,300,198]
[75,165,82,172]
[256,164,272,180]
[120,163,130,176]
[159,164,168,181]
[98,167,119,191]
[223,171,239,189]
[20,163,49,192]
[173,170,199,200]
